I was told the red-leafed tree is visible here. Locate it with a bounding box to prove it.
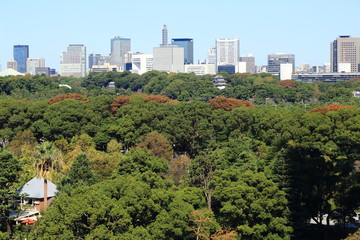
[110,95,130,114]
[209,97,254,111]
[144,95,172,103]
[276,80,297,88]
[309,104,355,114]
[48,93,87,104]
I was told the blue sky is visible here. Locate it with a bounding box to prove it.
[1,0,359,71]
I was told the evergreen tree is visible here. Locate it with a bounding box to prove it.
[58,153,98,194]
[0,149,22,236]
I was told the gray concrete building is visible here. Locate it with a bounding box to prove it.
[267,53,295,76]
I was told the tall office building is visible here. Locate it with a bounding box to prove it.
[27,58,45,75]
[207,47,216,64]
[267,53,295,75]
[171,38,193,64]
[7,59,18,71]
[153,25,184,73]
[60,44,86,78]
[110,36,131,71]
[153,47,184,73]
[239,54,255,74]
[162,25,168,45]
[13,45,29,73]
[88,54,103,69]
[331,35,360,73]
[215,38,239,73]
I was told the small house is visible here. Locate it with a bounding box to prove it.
[17,177,57,212]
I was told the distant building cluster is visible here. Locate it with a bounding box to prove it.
[2,27,360,83]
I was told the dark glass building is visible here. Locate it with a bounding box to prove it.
[217,64,235,75]
[171,38,193,64]
[13,45,29,73]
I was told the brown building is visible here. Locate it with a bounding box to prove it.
[331,35,360,73]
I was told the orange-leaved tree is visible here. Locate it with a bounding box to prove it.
[110,95,130,114]
[209,97,254,111]
[144,94,172,103]
[309,104,355,115]
[276,80,297,88]
[48,93,87,104]
[136,131,173,161]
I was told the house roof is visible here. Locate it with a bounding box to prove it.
[0,68,25,77]
[18,177,58,199]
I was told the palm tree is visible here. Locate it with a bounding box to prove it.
[34,141,63,210]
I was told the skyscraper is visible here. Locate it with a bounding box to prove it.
[331,35,360,73]
[171,38,194,64]
[267,53,295,75]
[153,25,184,73]
[88,54,102,69]
[27,58,45,75]
[162,25,168,45]
[60,44,86,77]
[13,45,29,73]
[110,36,131,71]
[215,38,239,73]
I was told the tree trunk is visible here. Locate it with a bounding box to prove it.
[44,179,48,210]
[205,191,212,211]
[6,217,12,235]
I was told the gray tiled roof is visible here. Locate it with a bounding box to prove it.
[18,177,57,199]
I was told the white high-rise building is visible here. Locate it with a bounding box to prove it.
[60,44,86,78]
[131,53,153,75]
[215,38,240,72]
[153,46,184,73]
[207,47,216,64]
[110,36,131,71]
[27,58,45,75]
[153,25,184,73]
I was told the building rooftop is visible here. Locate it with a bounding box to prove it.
[0,68,25,77]
[18,177,57,199]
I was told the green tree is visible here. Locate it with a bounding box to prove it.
[0,149,22,236]
[58,153,98,194]
[115,148,168,176]
[212,170,292,240]
[34,142,63,210]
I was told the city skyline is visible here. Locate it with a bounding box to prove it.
[1,0,360,71]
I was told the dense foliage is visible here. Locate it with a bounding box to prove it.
[0,72,359,239]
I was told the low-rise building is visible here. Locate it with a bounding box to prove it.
[293,72,360,82]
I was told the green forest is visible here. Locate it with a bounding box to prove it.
[0,71,360,240]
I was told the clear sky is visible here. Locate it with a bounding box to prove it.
[1,0,360,71]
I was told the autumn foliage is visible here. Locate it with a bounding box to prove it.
[309,104,355,114]
[144,94,178,104]
[136,131,173,161]
[348,78,360,82]
[110,95,130,114]
[209,97,254,111]
[276,80,297,88]
[48,93,88,104]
